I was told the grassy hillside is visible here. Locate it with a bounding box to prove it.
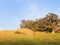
[0,28,60,45]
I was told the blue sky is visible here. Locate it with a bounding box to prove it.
[0,0,60,30]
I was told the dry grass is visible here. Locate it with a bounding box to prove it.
[0,28,60,45]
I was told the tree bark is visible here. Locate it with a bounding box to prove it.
[52,30,55,33]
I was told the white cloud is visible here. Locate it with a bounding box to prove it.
[21,3,50,20]
[23,4,39,20]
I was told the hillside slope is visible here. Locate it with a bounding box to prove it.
[0,28,60,45]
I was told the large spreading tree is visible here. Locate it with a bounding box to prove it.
[20,13,60,33]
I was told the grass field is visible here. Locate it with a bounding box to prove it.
[0,28,60,45]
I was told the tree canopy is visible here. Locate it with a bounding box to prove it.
[20,13,60,33]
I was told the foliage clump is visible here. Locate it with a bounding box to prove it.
[20,13,60,33]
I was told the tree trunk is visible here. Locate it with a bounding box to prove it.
[52,30,55,33]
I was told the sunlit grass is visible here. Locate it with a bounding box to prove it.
[0,28,60,45]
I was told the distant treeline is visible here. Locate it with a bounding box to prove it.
[20,13,60,33]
